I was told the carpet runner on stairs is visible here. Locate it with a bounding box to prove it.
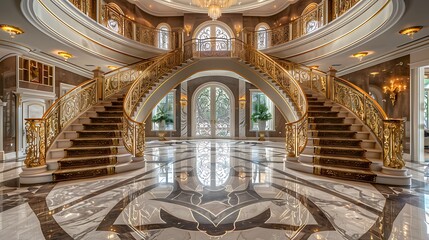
[301,92,378,183]
[52,96,130,182]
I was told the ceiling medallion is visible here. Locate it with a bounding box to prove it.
[192,0,237,20]
[399,26,423,39]
[0,24,24,38]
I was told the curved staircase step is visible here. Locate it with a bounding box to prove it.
[309,130,357,138]
[71,137,122,147]
[309,123,351,131]
[313,165,376,182]
[89,117,122,123]
[300,154,372,169]
[304,146,366,157]
[308,137,362,147]
[53,165,116,182]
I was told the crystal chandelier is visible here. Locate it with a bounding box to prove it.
[192,0,237,20]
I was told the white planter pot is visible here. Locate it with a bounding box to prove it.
[258,120,266,131]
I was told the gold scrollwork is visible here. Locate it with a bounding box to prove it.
[383,119,405,169]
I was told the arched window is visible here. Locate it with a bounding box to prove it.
[194,21,232,51]
[157,23,170,50]
[302,3,319,34]
[255,23,270,50]
[105,3,124,34]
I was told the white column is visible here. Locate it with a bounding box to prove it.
[410,67,424,163]
[180,82,188,138]
[238,78,246,138]
[0,99,6,160]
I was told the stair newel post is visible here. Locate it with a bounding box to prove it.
[93,67,105,100]
[326,67,337,100]
[24,118,47,168]
[285,124,298,161]
[382,119,405,170]
[132,122,145,161]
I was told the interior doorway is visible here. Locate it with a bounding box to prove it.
[192,83,234,138]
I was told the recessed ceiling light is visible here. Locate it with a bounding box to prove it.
[58,51,73,61]
[370,72,379,76]
[399,26,423,39]
[0,24,24,38]
[107,65,119,70]
[352,51,369,61]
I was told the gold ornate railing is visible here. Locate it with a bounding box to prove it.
[123,50,183,157]
[245,0,361,49]
[123,38,308,159]
[332,78,405,169]
[68,0,182,50]
[24,57,157,168]
[275,59,405,169]
[24,80,97,167]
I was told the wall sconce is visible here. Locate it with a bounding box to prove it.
[234,24,242,37]
[399,26,423,39]
[58,51,73,61]
[184,25,192,37]
[239,96,246,109]
[179,172,188,181]
[0,24,24,38]
[352,51,368,61]
[383,80,407,106]
[180,94,187,108]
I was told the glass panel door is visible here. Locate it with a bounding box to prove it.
[195,85,232,138]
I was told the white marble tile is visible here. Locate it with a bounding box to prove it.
[0,203,45,240]
[389,203,429,240]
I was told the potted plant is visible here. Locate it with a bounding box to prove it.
[152,105,173,130]
[251,103,272,131]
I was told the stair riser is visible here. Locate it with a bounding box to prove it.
[304,148,366,157]
[77,118,91,124]
[310,125,351,131]
[97,112,123,117]
[307,101,325,106]
[308,112,339,117]
[53,167,115,182]
[314,167,376,182]
[365,151,382,159]
[104,106,123,111]
[83,124,121,130]
[315,158,371,169]
[70,125,84,131]
[56,140,72,149]
[111,101,124,106]
[66,148,120,157]
[309,118,345,124]
[309,139,361,147]
[309,132,356,138]
[78,132,122,138]
[58,158,117,170]
[309,106,332,111]
[90,117,122,123]
[71,139,122,147]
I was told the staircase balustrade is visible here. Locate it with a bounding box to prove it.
[276,60,405,169]
[123,38,308,159]
[24,57,158,168]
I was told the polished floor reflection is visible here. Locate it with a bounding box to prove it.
[1,140,429,239]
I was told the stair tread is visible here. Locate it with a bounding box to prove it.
[307,145,366,151]
[300,154,375,162]
[65,145,125,150]
[312,164,376,175]
[72,137,122,141]
[48,153,131,162]
[77,130,122,132]
[54,165,116,174]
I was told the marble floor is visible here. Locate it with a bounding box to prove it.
[1,140,429,240]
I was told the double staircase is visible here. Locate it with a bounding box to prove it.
[47,95,142,182]
[287,90,382,183]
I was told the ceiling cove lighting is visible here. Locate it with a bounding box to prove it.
[399,26,423,39]
[192,0,237,20]
[0,24,24,38]
[352,51,368,61]
[58,51,73,61]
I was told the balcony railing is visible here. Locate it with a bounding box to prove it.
[68,0,182,50]
[245,0,361,49]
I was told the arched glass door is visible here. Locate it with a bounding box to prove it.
[194,84,233,138]
[195,24,231,51]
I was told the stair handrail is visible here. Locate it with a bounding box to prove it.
[276,59,405,169]
[24,57,159,168]
[123,38,309,159]
[24,79,97,168]
[123,50,183,157]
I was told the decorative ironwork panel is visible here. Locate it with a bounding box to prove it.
[333,0,361,20]
[24,119,46,167]
[195,87,212,137]
[383,119,405,169]
[215,87,231,137]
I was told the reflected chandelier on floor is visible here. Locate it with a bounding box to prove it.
[192,0,237,20]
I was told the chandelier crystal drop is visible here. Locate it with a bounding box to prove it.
[192,0,237,20]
